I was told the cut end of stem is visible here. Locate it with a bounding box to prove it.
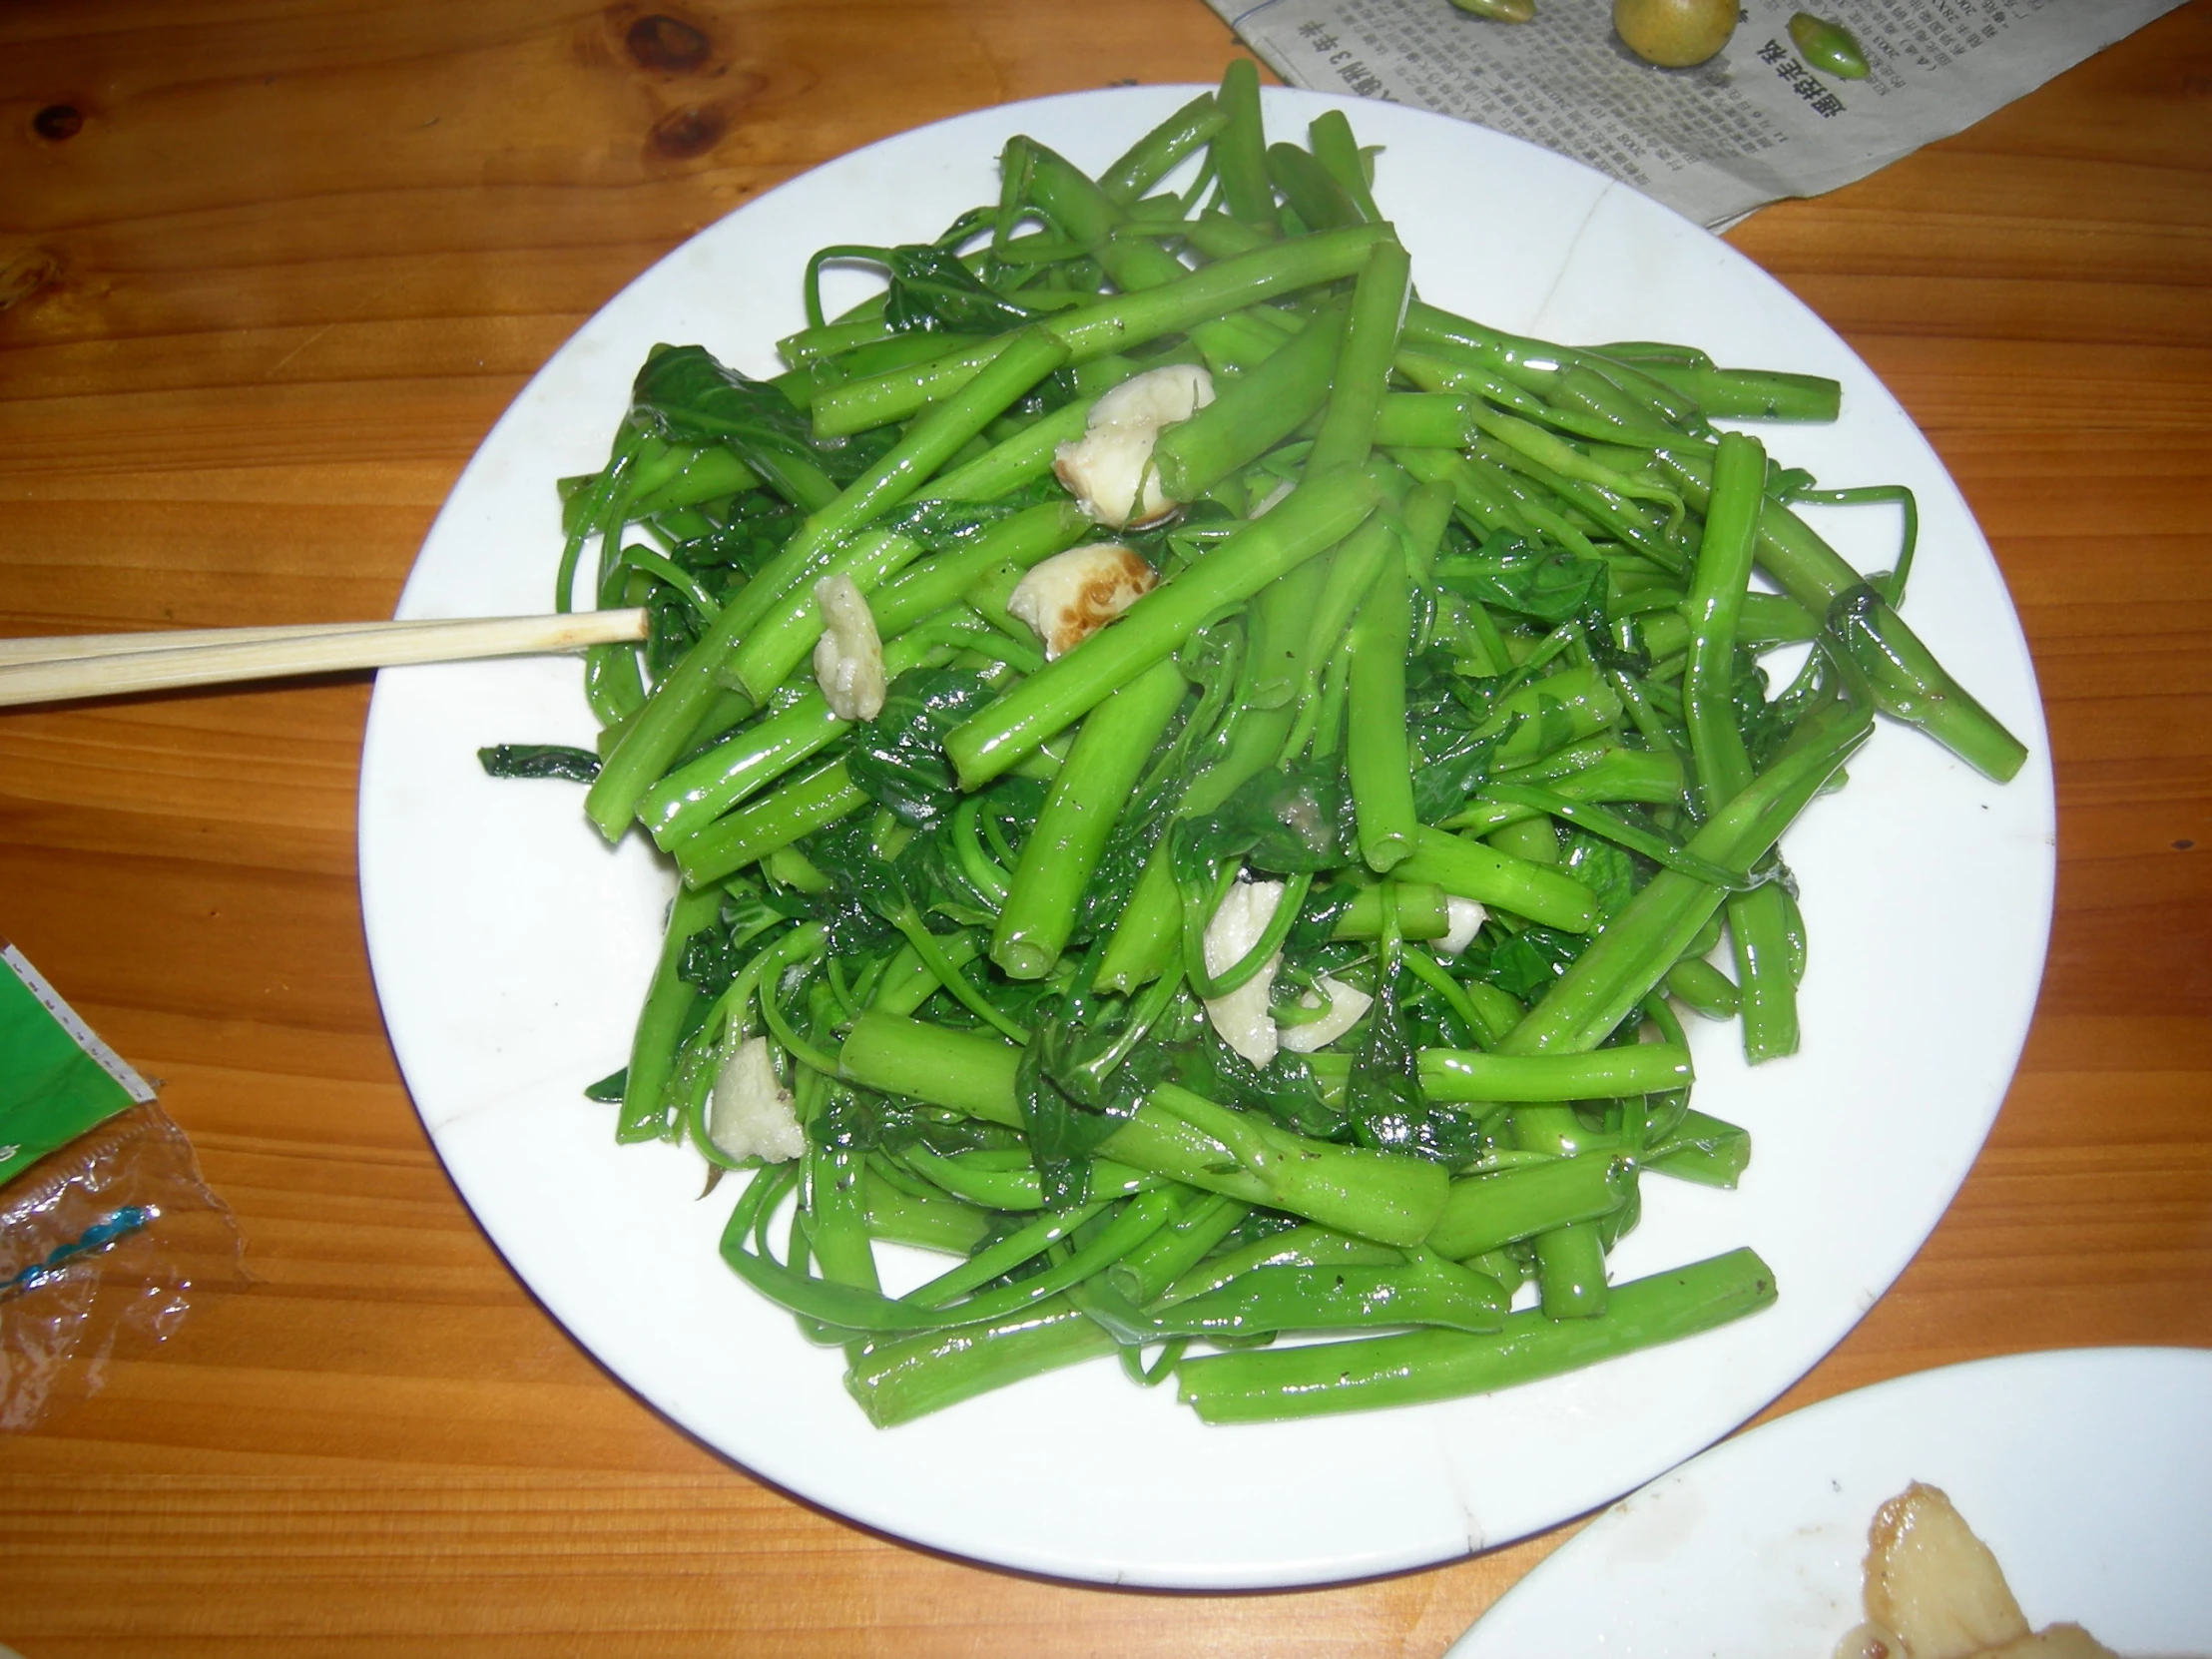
[1362,832,1416,875]
[990,934,1059,982]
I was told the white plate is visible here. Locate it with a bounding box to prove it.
[356,87,2055,1588]
[1450,1348,2212,1656]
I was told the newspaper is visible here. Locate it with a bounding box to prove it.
[1205,0,2190,227]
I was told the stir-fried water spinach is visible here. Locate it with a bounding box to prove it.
[501,67,2025,1427]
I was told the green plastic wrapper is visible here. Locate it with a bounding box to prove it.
[1,940,156,1188]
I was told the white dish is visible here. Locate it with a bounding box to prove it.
[356,86,2055,1589]
[1450,1347,2212,1656]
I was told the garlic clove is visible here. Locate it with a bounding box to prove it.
[709,1036,807,1164]
[1278,975,1375,1053]
[1005,542,1156,660]
[1437,896,1487,956]
[1200,877,1285,1068]
[811,572,886,721]
[1052,362,1214,528]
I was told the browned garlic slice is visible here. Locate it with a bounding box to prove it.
[709,1036,807,1164]
[1006,542,1155,660]
[811,572,885,721]
[1052,363,1214,528]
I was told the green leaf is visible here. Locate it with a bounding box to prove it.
[1207,1039,1348,1141]
[632,344,817,458]
[1471,924,1589,1001]
[1403,651,1501,822]
[667,493,806,577]
[1346,952,1483,1165]
[845,668,999,830]
[1433,533,1607,625]
[1561,830,1638,918]
[477,744,602,783]
[677,889,808,994]
[629,344,891,507]
[1016,1030,1141,1210]
[807,1083,974,1155]
[878,245,1038,335]
[883,478,1063,553]
[1171,757,1359,888]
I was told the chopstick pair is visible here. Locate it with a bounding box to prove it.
[0,610,649,709]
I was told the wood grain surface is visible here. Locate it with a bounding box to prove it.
[2,2,2208,1653]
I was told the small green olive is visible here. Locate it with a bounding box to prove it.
[1613,0,1737,68]
[1788,11,1871,78]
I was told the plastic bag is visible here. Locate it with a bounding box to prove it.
[1,1101,245,1428]
[2,941,245,1429]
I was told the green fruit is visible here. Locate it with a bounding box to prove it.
[1613,0,1738,67]
[1789,11,1871,78]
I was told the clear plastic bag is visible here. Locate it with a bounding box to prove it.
[0,1101,245,1430]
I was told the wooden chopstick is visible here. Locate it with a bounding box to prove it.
[0,618,519,667]
[0,610,649,709]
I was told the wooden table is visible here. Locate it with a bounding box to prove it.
[3,2,2206,1651]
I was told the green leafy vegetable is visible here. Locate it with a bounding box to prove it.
[520,75,2025,1429]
